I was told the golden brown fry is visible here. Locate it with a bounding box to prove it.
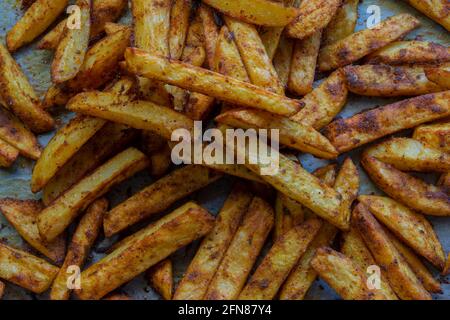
[324,91,450,153]
[0,242,59,294]
[318,14,420,72]
[290,69,348,130]
[36,19,67,51]
[6,0,68,52]
[0,44,54,133]
[125,48,302,116]
[413,121,450,154]
[169,0,192,59]
[149,143,172,177]
[50,198,107,300]
[405,0,450,31]
[322,0,359,46]
[334,157,359,227]
[199,3,219,68]
[239,218,322,300]
[174,184,252,300]
[439,172,450,190]
[313,164,338,187]
[359,195,445,270]
[204,197,274,300]
[361,154,450,217]
[425,63,450,90]
[103,22,128,35]
[76,202,214,300]
[0,139,19,168]
[147,259,173,300]
[273,35,294,89]
[42,85,74,109]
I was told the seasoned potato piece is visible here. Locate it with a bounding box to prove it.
[413,121,450,154]
[322,0,359,46]
[169,0,192,60]
[439,172,450,190]
[199,4,219,68]
[42,85,74,109]
[425,63,450,90]
[0,140,19,168]
[405,0,450,31]
[147,259,173,300]
[273,36,294,89]
[334,158,359,227]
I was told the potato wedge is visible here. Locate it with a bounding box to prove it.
[38,148,149,242]
[405,0,450,31]
[413,121,450,154]
[52,0,91,83]
[36,19,67,51]
[149,144,172,177]
[6,0,68,52]
[147,259,173,300]
[50,198,107,300]
[323,91,450,153]
[204,197,274,300]
[0,242,59,294]
[273,35,294,89]
[439,172,450,190]
[104,165,221,236]
[322,0,359,46]
[0,139,19,168]
[42,85,74,109]
[31,115,107,193]
[344,65,445,97]
[365,137,450,172]
[173,183,252,300]
[361,155,450,217]
[215,108,338,159]
[352,203,432,300]
[290,69,348,130]
[334,158,359,227]
[425,64,450,90]
[202,0,298,27]
[169,0,192,59]
[239,218,322,300]
[0,198,66,264]
[286,0,341,40]
[318,14,420,71]
[366,41,450,65]
[125,48,302,116]
[0,44,54,133]
[76,202,214,300]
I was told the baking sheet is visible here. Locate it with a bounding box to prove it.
[0,0,449,300]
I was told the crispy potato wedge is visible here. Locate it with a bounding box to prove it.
[149,143,172,177]
[147,259,173,300]
[50,198,107,300]
[359,195,445,269]
[202,0,298,27]
[405,0,450,31]
[0,198,66,264]
[366,41,450,65]
[125,48,302,116]
[38,148,149,242]
[286,0,341,40]
[52,0,91,83]
[104,22,128,35]
[104,165,221,236]
[0,139,19,168]
[318,14,420,72]
[6,0,68,52]
[224,17,284,94]
[274,193,289,240]
[365,137,450,172]
[362,155,450,217]
[413,121,450,154]
[341,228,398,300]
[425,64,450,90]
[353,203,432,300]
[322,0,359,46]
[290,69,348,130]
[31,115,107,193]
[216,108,338,159]
[173,184,252,300]
[273,35,294,90]
[199,3,219,68]
[239,218,322,300]
[0,242,59,293]
[204,197,274,300]
[324,91,450,153]
[288,31,322,96]
[76,202,214,300]
[36,19,67,51]
[42,85,74,109]
[169,0,192,59]
[439,172,450,190]
[344,65,445,97]
[0,44,54,133]
[334,158,359,227]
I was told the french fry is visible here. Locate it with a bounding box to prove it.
[359,195,445,270]
[322,0,359,46]
[202,0,298,27]
[215,108,338,159]
[288,31,322,96]
[273,189,305,240]
[42,85,74,109]
[147,259,173,300]
[0,139,19,168]
[323,91,450,153]
[0,198,66,264]
[50,198,107,300]
[341,228,398,300]
[103,293,130,300]
[439,172,450,189]
[6,0,68,52]
[334,158,359,227]
[425,63,450,90]
[224,16,284,94]
[353,203,432,300]
[0,242,59,294]
[365,137,450,172]
[52,0,91,83]
[313,164,338,187]
[204,197,274,300]
[318,14,420,72]
[38,148,149,242]
[0,44,54,133]
[239,218,322,300]
[125,48,302,116]
[290,69,348,130]
[199,4,219,68]
[0,281,4,299]
[103,22,128,35]
[413,121,450,154]
[285,0,341,40]
[366,41,450,65]
[173,184,252,300]
[36,19,66,50]
[405,0,450,31]
[184,15,205,48]
[76,202,215,300]
[169,0,192,60]
[273,35,294,89]
[31,115,107,193]
[149,143,172,177]
[361,154,450,217]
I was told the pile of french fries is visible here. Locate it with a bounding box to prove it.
[0,0,449,300]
